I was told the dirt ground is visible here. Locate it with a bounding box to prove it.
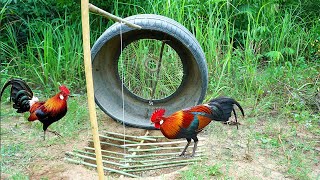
[1,107,319,180]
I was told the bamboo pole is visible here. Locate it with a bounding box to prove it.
[74,149,123,161]
[121,140,188,147]
[128,144,204,152]
[88,140,127,149]
[89,4,142,29]
[65,158,139,178]
[99,134,140,144]
[66,151,126,167]
[104,131,157,141]
[80,0,104,179]
[120,158,201,169]
[85,147,127,156]
[124,162,191,172]
[125,150,204,158]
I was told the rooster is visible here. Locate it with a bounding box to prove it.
[0,78,70,140]
[150,97,244,157]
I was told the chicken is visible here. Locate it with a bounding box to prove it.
[150,97,244,157]
[0,78,70,140]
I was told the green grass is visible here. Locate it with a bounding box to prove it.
[0,96,90,177]
[180,163,223,179]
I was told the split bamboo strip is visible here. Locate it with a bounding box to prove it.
[143,135,166,138]
[143,135,206,141]
[99,134,140,144]
[65,158,139,178]
[88,140,126,149]
[81,0,104,179]
[128,144,204,152]
[120,156,200,163]
[121,158,202,169]
[121,140,187,147]
[125,150,204,158]
[120,156,177,163]
[66,151,126,167]
[89,4,142,29]
[85,147,127,156]
[104,131,157,141]
[123,162,192,172]
[74,149,123,161]
[125,154,206,163]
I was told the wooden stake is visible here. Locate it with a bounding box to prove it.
[80,0,104,179]
[131,131,149,156]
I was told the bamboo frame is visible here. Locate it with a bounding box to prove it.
[68,131,205,177]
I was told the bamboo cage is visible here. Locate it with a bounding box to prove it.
[65,131,205,178]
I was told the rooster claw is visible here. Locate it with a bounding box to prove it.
[46,129,62,138]
[178,154,195,158]
[177,153,195,158]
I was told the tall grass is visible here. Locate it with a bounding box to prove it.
[107,0,318,93]
[1,0,318,108]
[0,13,85,93]
[1,0,318,96]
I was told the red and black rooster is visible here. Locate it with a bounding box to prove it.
[0,79,70,140]
[151,97,244,157]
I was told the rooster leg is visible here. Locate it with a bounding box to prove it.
[43,130,46,141]
[190,137,199,157]
[180,138,191,156]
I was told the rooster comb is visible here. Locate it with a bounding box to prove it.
[59,85,70,95]
[150,108,166,122]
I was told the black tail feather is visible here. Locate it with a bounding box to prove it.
[208,97,245,124]
[0,79,34,113]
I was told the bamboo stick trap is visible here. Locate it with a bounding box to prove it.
[80,1,206,178]
[65,131,206,178]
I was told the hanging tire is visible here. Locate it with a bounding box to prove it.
[91,14,208,129]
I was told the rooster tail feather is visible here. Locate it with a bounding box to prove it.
[208,97,244,122]
[0,79,34,113]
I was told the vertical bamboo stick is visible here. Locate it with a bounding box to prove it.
[80,0,104,179]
